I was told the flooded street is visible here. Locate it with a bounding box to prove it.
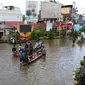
[0,38,85,85]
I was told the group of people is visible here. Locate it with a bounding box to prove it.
[12,41,34,64]
[12,41,45,64]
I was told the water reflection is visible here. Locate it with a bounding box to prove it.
[12,57,19,64]
[72,44,75,47]
[20,65,28,72]
[41,55,46,62]
[77,42,83,50]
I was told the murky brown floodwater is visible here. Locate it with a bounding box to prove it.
[0,38,85,85]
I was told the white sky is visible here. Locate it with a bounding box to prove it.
[0,0,85,14]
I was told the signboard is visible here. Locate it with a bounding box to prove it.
[25,1,38,22]
[73,24,80,31]
[61,7,70,14]
[57,26,62,30]
[46,22,52,31]
[19,25,32,33]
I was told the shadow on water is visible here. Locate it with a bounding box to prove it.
[59,38,67,46]
[72,44,75,47]
[40,55,46,62]
[19,64,29,78]
[12,57,19,64]
[20,64,28,72]
[45,39,55,47]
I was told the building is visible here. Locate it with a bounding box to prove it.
[0,6,23,22]
[41,1,63,22]
[61,5,73,21]
[0,6,23,40]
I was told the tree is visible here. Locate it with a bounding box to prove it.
[30,29,43,40]
[60,29,66,38]
[23,15,25,22]
[70,28,78,40]
[47,29,54,39]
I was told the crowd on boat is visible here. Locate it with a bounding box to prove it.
[12,41,46,64]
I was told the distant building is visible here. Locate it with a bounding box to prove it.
[0,6,23,22]
[0,6,23,41]
[40,1,63,22]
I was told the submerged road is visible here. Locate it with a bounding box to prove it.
[0,38,84,85]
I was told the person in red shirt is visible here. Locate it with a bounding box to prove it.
[18,39,21,44]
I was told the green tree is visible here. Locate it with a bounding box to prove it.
[30,29,43,40]
[70,28,78,40]
[23,15,25,22]
[30,30,36,40]
[47,29,54,39]
[60,29,66,38]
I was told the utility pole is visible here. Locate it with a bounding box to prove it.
[72,1,78,22]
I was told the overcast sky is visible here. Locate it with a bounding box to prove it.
[0,0,85,14]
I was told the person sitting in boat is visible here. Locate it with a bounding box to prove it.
[18,44,22,52]
[28,42,33,59]
[12,44,17,53]
[25,42,29,49]
[37,43,41,50]
[30,43,33,54]
[41,41,45,48]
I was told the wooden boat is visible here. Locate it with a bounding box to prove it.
[20,53,43,66]
[15,41,46,65]
[20,48,46,65]
[28,54,42,64]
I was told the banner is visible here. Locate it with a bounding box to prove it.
[57,26,62,30]
[61,7,70,14]
[25,1,38,23]
[46,22,52,31]
[73,24,80,31]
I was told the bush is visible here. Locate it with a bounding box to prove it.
[60,29,66,38]
[30,29,44,40]
[47,29,55,39]
[75,68,80,81]
[80,60,84,66]
[70,28,79,40]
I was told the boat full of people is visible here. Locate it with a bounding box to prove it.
[12,41,46,65]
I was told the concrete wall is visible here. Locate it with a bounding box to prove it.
[41,2,62,19]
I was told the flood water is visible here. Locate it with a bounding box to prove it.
[0,38,85,85]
